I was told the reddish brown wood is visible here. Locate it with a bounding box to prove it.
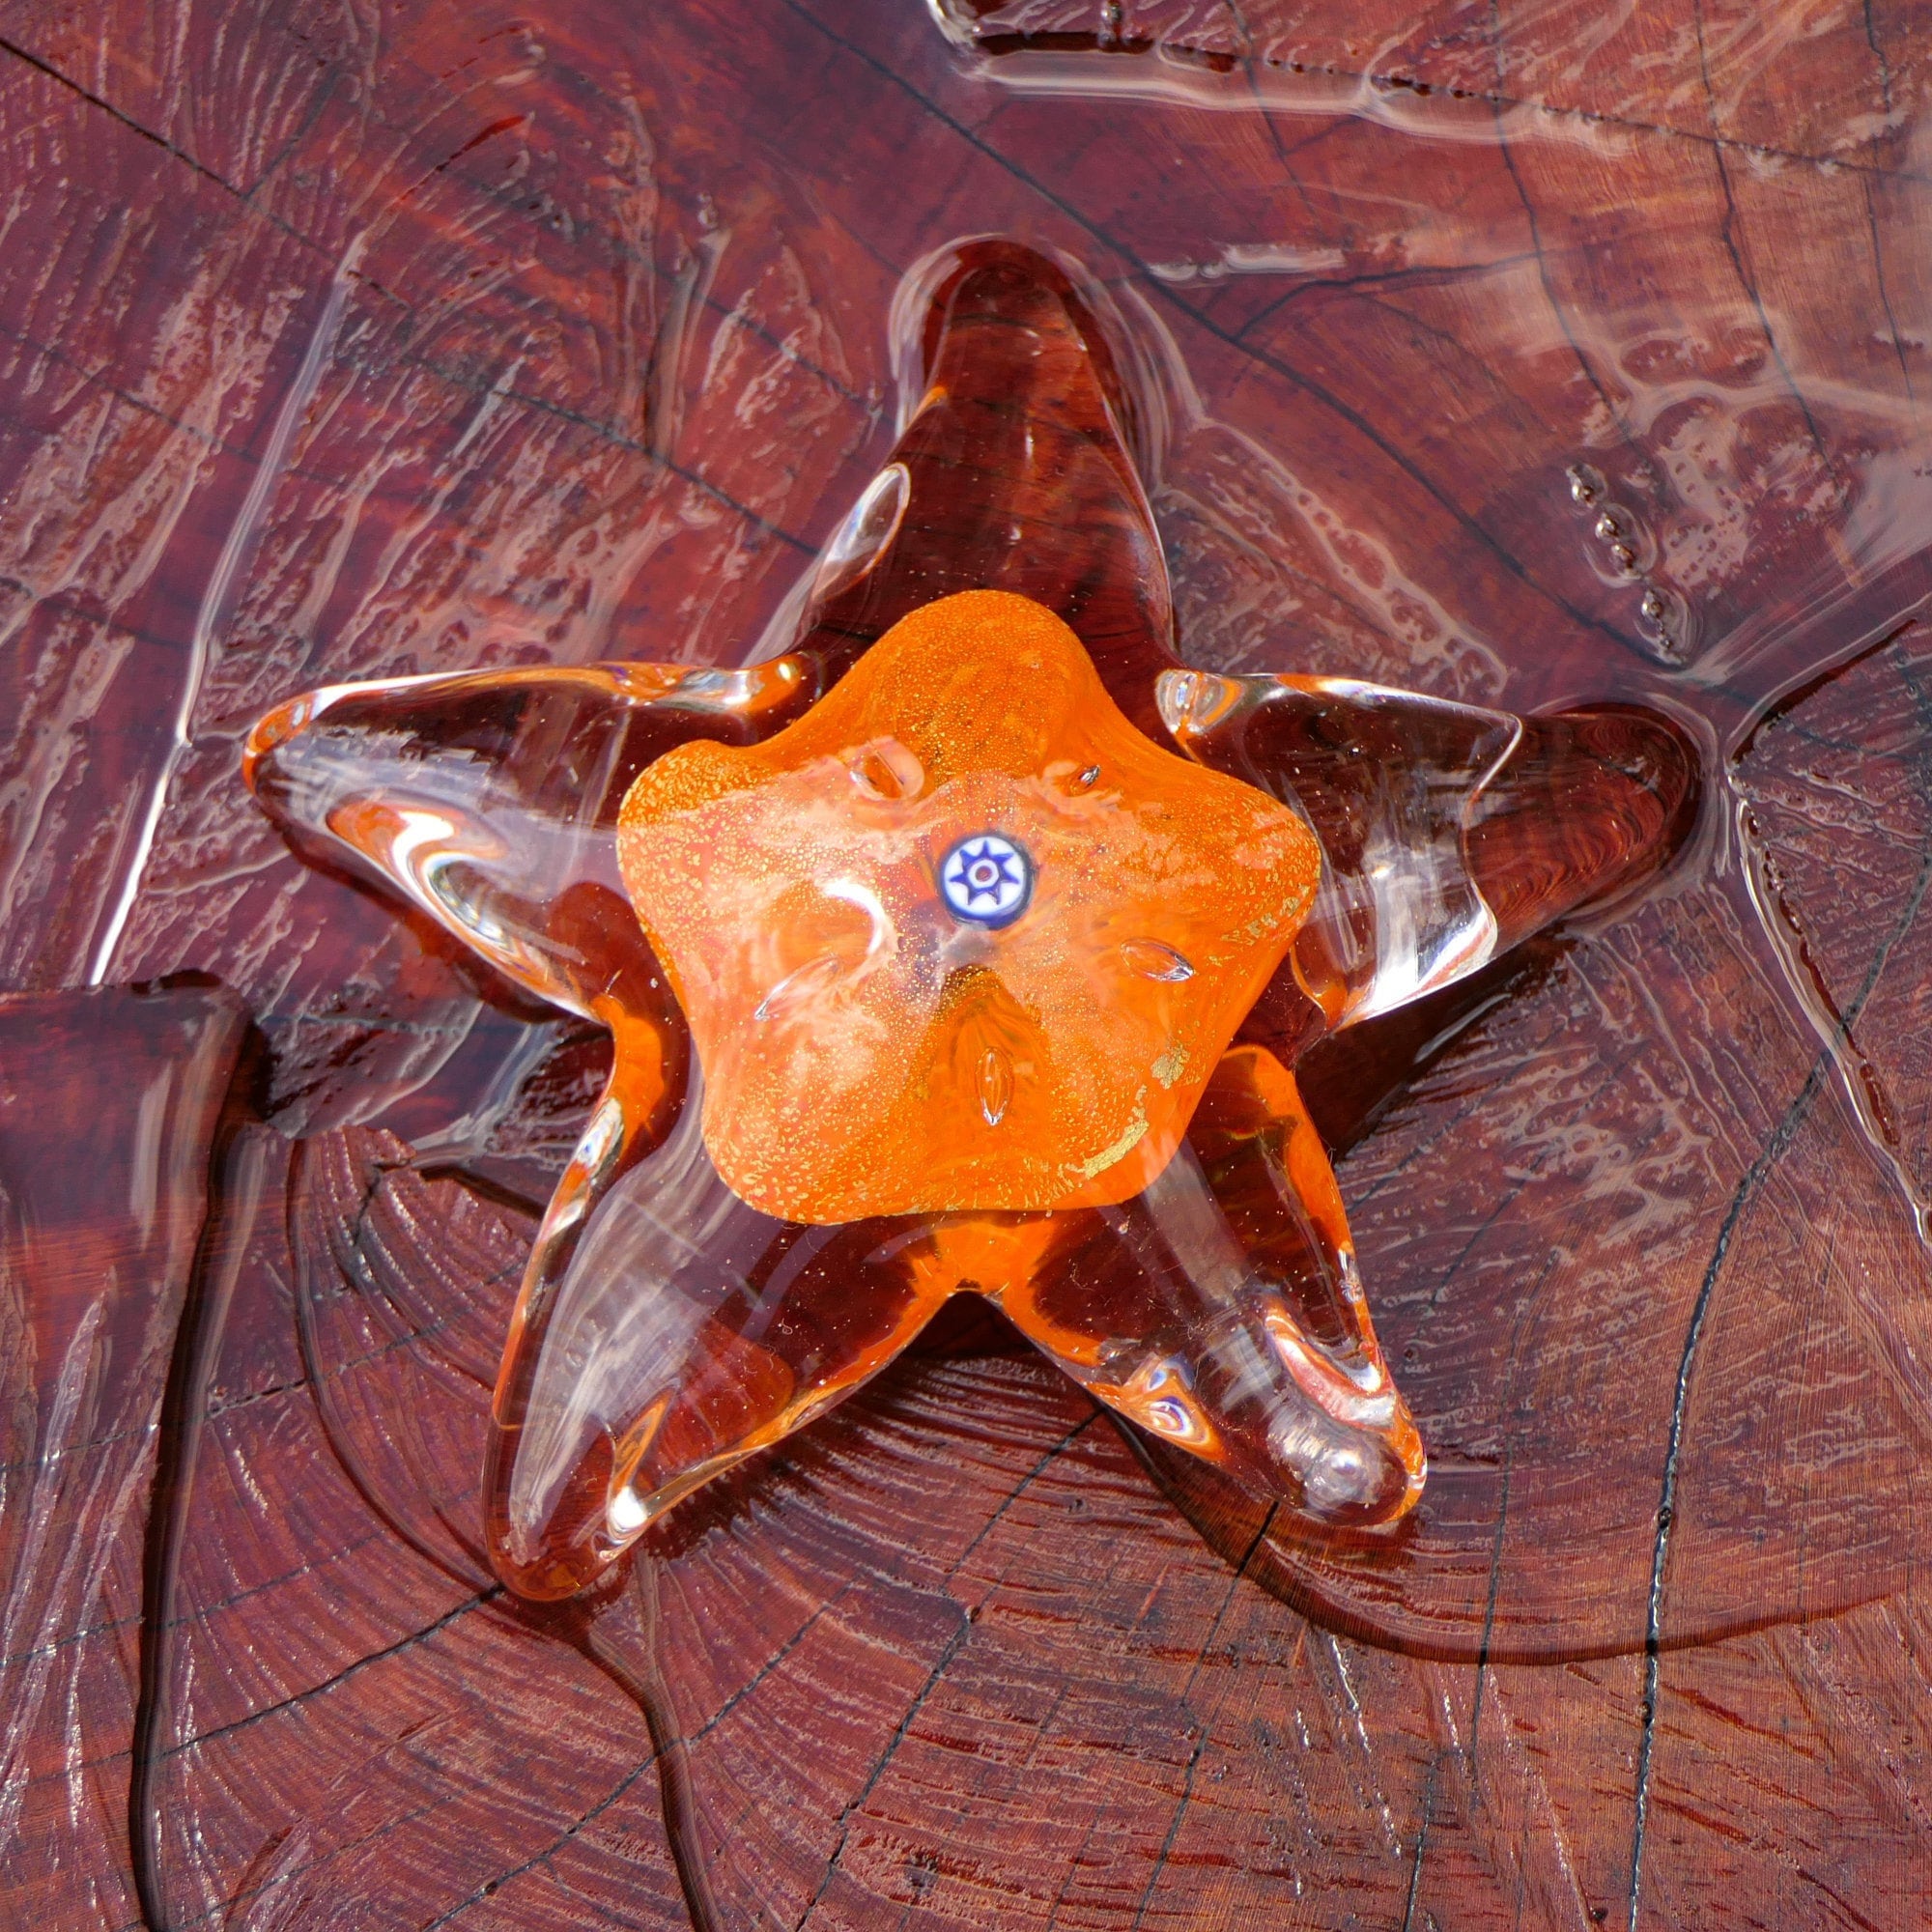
[4,0,1932,1925]
[0,987,244,1925]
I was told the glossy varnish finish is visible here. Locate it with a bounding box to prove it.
[4,1,1932,1927]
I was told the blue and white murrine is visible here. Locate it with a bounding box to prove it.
[939,833,1032,925]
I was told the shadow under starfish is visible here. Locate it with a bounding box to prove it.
[245,237,1698,1601]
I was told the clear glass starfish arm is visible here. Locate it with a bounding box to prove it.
[482,1069,954,1599]
[1158,669,1699,1045]
[242,656,816,1015]
[758,237,1179,735]
[992,1045,1426,1525]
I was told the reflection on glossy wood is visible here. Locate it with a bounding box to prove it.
[2,0,1931,1924]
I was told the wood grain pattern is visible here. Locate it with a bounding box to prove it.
[3,0,1931,1923]
[0,987,245,1927]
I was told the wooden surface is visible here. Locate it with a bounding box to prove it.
[3,1,1931,1924]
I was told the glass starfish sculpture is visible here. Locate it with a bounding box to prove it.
[246,239,1697,1600]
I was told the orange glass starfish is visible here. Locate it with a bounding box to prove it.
[246,239,1697,1599]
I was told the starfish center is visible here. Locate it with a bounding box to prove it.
[615,590,1321,1223]
[940,833,1033,925]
